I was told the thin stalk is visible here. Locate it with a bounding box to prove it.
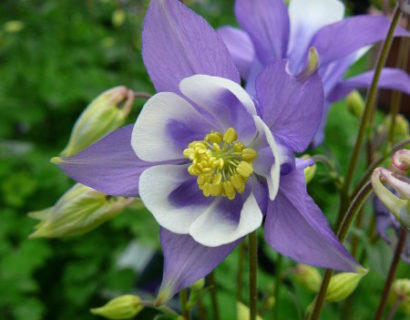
[387,20,409,145]
[374,229,408,320]
[351,206,365,258]
[273,254,283,320]
[310,182,373,320]
[386,298,402,320]
[180,289,189,320]
[336,4,402,230]
[208,272,220,320]
[249,231,258,320]
[237,242,246,302]
[198,297,207,320]
[133,91,152,100]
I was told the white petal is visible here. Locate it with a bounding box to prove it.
[179,75,257,143]
[252,116,281,201]
[139,164,209,233]
[131,92,214,162]
[189,192,263,247]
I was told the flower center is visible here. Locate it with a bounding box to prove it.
[183,127,258,200]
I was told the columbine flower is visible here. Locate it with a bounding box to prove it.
[218,0,410,145]
[54,0,359,302]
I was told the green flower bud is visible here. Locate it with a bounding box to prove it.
[372,168,410,229]
[236,302,263,320]
[90,295,143,319]
[4,20,24,33]
[28,183,133,238]
[383,114,409,140]
[389,279,410,314]
[346,91,364,118]
[61,86,134,157]
[301,156,316,184]
[190,278,205,291]
[294,264,322,292]
[325,270,368,302]
[112,9,126,27]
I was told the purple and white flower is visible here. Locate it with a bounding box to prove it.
[218,0,410,145]
[54,0,360,301]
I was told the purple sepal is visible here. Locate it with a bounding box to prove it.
[56,125,151,197]
[157,228,241,303]
[142,0,239,93]
[264,168,360,272]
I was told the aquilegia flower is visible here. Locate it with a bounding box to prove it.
[53,0,359,301]
[218,0,410,145]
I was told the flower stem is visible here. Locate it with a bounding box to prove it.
[180,289,189,320]
[273,254,282,320]
[310,182,373,320]
[387,22,409,145]
[249,231,258,320]
[374,229,408,320]
[386,298,402,320]
[207,272,220,320]
[237,242,246,302]
[336,3,402,230]
[133,91,152,100]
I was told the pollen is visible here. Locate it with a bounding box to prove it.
[183,127,258,200]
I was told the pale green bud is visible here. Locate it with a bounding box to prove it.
[61,86,134,157]
[28,183,133,238]
[112,9,126,27]
[325,270,368,302]
[346,91,364,118]
[4,20,24,33]
[294,264,322,292]
[190,278,205,291]
[90,295,143,319]
[236,302,263,320]
[383,114,409,140]
[372,168,410,229]
[301,156,316,184]
[389,279,410,314]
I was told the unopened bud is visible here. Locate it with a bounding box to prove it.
[112,9,126,28]
[237,302,263,320]
[389,279,410,314]
[372,168,410,229]
[294,264,322,292]
[346,91,364,118]
[28,183,133,238]
[301,156,316,184]
[190,278,205,292]
[383,114,409,140]
[61,86,134,157]
[325,270,367,302]
[90,295,143,319]
[4,20,24,33]
[393,149,410,172]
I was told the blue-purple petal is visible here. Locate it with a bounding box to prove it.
[328,68,410,102]
[56,125,151,197]
[311,15,410,67]
[157,228,240,303]
[264,168,360,272]
[235,0,289,64]
[255,61,324,152]
[142,0,239,93]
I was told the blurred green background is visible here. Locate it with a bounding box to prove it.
[0,0,408,319]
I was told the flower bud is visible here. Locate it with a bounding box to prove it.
[61,86,134,157]
[372,168,410,229]
[190,278,205,292]
[325,270,367,302]
[346,91,364,118]
[393,149,410,172]
[236,302,263,320]
[389,279,410,314]
[300,156,316,184]
[28,183,133,238]
[112,9,126,28]
[294,264,322,292]
[383,115,409,140]
[90,295,143,319]
[4,20,24,33]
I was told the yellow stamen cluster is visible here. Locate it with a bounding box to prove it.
[183,128,258,200]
